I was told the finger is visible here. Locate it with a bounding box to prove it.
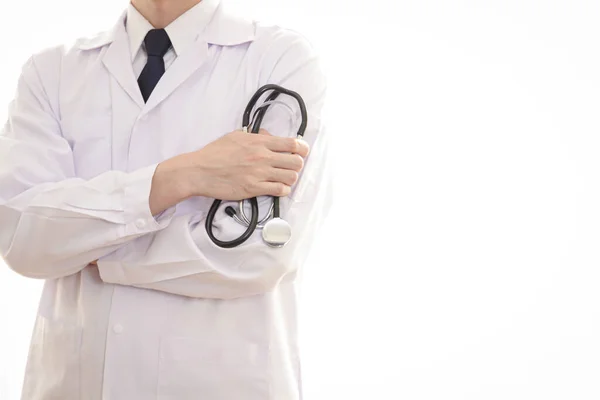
[256,182,291,197]
[267,168,299,186]
[270,153,304,171]
[295,139,310,158]
[258,129,271,136]
[265,136,309,156]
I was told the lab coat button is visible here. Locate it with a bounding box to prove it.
[113,324,124,334]
[135,218,147,229]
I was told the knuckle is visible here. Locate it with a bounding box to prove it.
[242,176,255,189]
[255,166,269,179]
[303,144,311,157]
[288,138,299,152]
[247,148,267,162]
[270,183,281,196]
[289,171,299,185]
[277,170,295,186]
[264,151,276,163]
[248,133,265,145]
[255,133,268,143]
[247,182,263,197]
[293,155,304,171]
[278,184,291,197]
[244,172,259,185]
[241,181,253,195]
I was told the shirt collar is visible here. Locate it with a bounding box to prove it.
[125,0,221,60]
[77,0,255,51]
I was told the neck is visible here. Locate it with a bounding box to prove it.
[130,0,202,28]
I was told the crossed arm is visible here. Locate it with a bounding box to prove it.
[0,35,332,299]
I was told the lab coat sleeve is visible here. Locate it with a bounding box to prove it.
[97,32,333,299]
[0,54,175,280]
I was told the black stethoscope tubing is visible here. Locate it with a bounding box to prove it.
[205,84,308,249]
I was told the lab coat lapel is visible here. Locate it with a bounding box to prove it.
[101,22,145,109]
[141,38,210,115]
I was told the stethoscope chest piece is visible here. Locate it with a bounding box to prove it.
[262,218,292,248]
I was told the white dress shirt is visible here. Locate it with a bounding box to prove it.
[0,0,332,399]
[127,1,218,77]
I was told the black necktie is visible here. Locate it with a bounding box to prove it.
[137,29,172,102]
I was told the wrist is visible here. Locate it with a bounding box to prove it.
[149,160,190,215]
[156,158,192,201]
[171,151,213,198]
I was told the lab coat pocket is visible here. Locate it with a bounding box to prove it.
[60,115,113,179]
[157,336,269,400]
[21,316,83,400]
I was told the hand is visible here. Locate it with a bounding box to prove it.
[173,129,310,201]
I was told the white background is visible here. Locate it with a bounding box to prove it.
[2,0,600,399]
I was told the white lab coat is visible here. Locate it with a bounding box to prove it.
[0,0,332,398]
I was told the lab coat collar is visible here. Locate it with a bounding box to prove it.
[78,0,256,112]
[77,0,256,51]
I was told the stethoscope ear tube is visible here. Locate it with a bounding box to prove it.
[206,84,307,249]
[205,198,259,248]
[243,84,308,137]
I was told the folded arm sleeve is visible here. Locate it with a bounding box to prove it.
[0,54,175,280]
[97,32,333,299]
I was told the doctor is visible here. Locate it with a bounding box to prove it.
[0,0,331,398]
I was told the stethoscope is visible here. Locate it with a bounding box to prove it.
[205,84,308,249]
